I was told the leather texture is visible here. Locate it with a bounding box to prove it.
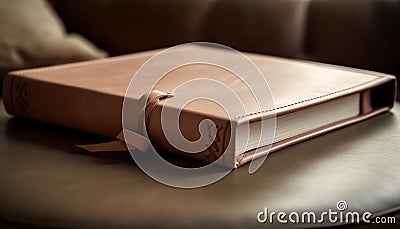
[1,1,399,227]
[51,0,214,55]
[305,0,400,83]
[51,0,400,83]
[2,47,396,167]
[0,100,399,228]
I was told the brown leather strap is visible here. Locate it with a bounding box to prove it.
[76,90,174,153]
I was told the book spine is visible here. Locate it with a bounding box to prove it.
[2,73,233,165]
[2,73,123,138]
[145,103,233,165]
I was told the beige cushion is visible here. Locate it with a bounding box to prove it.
[0,0,107,81]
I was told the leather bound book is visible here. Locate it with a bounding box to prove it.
[2,46,397,168]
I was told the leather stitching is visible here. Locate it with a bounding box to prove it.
[9,54,385,121]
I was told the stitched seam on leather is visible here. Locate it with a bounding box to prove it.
[8,55,384,121]
[232,76,383,120]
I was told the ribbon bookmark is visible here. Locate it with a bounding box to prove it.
[76,90,174,153]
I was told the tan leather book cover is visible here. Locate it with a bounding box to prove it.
[2,45,397,168]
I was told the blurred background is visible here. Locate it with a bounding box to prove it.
[0,1,400,228]
[1,0,399,98]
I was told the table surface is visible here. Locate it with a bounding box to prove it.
[0,99,399,228]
